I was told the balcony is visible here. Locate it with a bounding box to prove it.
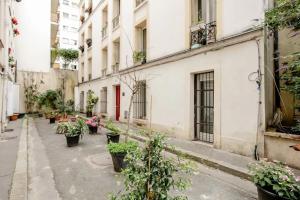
[102,25,108,40]
[136,0,146,7]
[79,45,85,53]
[112,63,119,73]
[88,73,92,81]
[112,15,120,30]
[86,38,92,48]
[190,21,216,49]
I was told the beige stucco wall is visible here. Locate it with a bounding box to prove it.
[17,68,78,113]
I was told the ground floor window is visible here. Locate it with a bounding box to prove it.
[194,71,214,143]
[100,87,107,113]
[133,81,146,119]
[80,91,84,112]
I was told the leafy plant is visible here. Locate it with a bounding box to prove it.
[56,122,69,134]
[105,120,121,135]
[57,48,79,69]
[133,51,146,63]
[249,160,300,199]
[107,141,138,154]
[86,90,99,113]
[110,133,195,200]
[24,84,39,113]
[65,119,89,137]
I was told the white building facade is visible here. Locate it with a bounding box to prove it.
[0,0,21,132]
[57,0,80,70]
[76,0,274,157]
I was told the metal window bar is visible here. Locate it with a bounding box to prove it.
[194,72,214,143]
[100,88,107,113]
[133,81,146,119]
[136,0,145,7]
[112,15,120,29]
[102,25,108,39]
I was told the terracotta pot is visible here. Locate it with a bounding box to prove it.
[10,114,18,121]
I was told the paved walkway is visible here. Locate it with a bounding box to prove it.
[0,119,22,200]
[6,117,257,200]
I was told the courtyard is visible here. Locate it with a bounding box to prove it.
[2,117,257,200]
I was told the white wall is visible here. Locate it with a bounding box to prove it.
[15,0,51,72]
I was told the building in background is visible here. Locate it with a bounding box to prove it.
[53,0,80,70]
[14,0,78,113]
[76,0,272,158]
[0,0,21,133]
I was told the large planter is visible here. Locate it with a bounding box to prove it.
[106,132,120,144]
[10,114,18,121]
[257,186,288,200]
[110,152,127,172]
[18,113,25,119]
[65,135,80,147]
[49,117,56,124]
[86,111,92,118]
[88,125,98,134]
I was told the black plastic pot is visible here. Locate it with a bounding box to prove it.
[18,113,25,119]
[106,132,120,144]
[110,152,127,172]
[88,125,98,134]
[49,117,55,124]
[257,186,288,200]
[86,111,92,118]
[38,113,43,118]
[65,135,80,147]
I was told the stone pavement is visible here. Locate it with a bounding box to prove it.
[0,119,22,200]
[6,117,257,200]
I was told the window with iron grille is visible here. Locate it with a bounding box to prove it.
[100,87,107,113]
[133,81,146,119]
[194,72,214,143]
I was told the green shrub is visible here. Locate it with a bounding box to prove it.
[105,120,120,135]
[107,141,138,154]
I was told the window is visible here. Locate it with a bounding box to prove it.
[194,71,214,143]
[63,12,69,18]
[62,25,68,31]
[70,40,77,45]
[100,87,107,113]
[71,65,77,70]
[133,81,146,119]
[71,2,77,7]
[142,28,147,55]
[71,14,78,20]
[70,27,77,32]
[62,38,69,44]
[63,0,70,5]
[80,91,84,112]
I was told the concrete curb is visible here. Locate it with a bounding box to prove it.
[128,134,251,181]
[9,118,28,200]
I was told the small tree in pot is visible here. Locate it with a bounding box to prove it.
[249,160,300,200]
[109,133,195,199]
[64,119,88,147]
[86,90,98,117]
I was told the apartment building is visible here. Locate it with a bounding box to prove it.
[56,0,80,70]
[76,0,273,157]
[0,0,21,132]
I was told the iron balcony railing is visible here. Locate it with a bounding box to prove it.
[86,38,92,48]
[136,0,145,7]
[102,24,108,39]
[190,21,216,49]
[112,15,120,30]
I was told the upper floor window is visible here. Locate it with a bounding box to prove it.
[63,12,69,19]
[63,25,68,31]
[63,0,70,5]
[71,2,77,7]
[191,0,216,25]
[71,14,78,20]
[62,38,69,44]
[70,27,78,32]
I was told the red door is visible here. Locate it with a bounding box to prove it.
[116,85,120,121]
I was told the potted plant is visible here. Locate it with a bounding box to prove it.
[13,28,20,36]
[56,122,68,134]
[11,17,18,25]
[80,15,85,23]
[249,160,300,200]
[64,119,88,147]
[85,116,99,134]
[49,111,56,124]
[107,141,138,172]
[79,45,84,53]
[105,120,121,143]
[86,90,98,117]
[133,51,146,65]
[85,4,92,14]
